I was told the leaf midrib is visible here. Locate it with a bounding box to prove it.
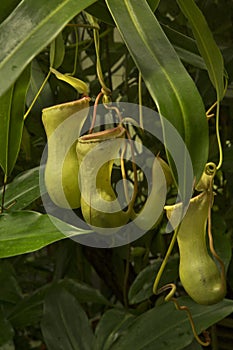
[0,0,70,69]
[114,302,233,350]
[124,0,186,132]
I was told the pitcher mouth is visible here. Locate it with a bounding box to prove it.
[42,96,91,113]
[78,125,125,142]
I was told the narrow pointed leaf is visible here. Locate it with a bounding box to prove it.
[0,0,20,24]
[26,59,54,113]
[50,32,65,69]
[147,0,160,12]
[41,286,94,350]
[0,0,96,97]
[51,68,89,95]
[161,25,206,70]
[176,0,225,99]
[106,0,208,183]
[0,65,31,175]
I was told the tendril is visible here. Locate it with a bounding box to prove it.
[138,72,144,129]
[207,167,226,290]
[157,284,211,347]
[89,15,111,98]
[24,70,51,120]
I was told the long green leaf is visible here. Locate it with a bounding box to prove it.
[8,285,49,328]
[147,0,160,12]
[0,262,22,304]
[176,0,225,99]
[0,65,31,175]
[106,0,208,183]
[94,309,135,350]
[0,309,14,347]
[60,279,111,306]
[41,286,94,350]
[0,0,96,97]
[0,211,90,258]
[86,1,206,71]
[9,278,110,329]
[183,341,202,350]
[0,167,40,211]
[26,59,54,114]
[50,32,65,69]
[0,0,20,24]
[86,0,160,25]
[161,25,206,70]
[109,297,233,350]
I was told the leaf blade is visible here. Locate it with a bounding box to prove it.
[106,0,208,183]
[41,286,94,350]
[0,167,40,211]
[176,0,225,99]
[0,65,31,175]
[0,211,90,258]
[110,298,233,350]
[0,0,96,97]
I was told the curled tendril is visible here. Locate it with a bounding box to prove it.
[157,284,211,347]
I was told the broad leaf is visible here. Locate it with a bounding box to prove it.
[0,308,14,347]
[0,65,31,176]
[176,0,225,99]
[183,340,202,350]
[212,213,232,272]
[109,297,233,350]
[94,309,136,350]
[0,262,22,305]
[9,278,110,329]
[0,211,92,258]
[0,0,96,97]
[8,285,49,328]
[41,286,94,350]
[128,255,179,304]
[60,279,111,306]
[0,211,79,258]
[106,0,208,184]
[0,167,40,211]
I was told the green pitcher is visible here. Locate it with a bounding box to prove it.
[42,97,90,208]
[76,125,132,232]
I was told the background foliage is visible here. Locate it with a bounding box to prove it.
[0,0,233,349]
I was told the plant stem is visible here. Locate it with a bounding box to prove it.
[0,174,7,213]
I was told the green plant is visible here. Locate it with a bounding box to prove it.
[0,1,233,349]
